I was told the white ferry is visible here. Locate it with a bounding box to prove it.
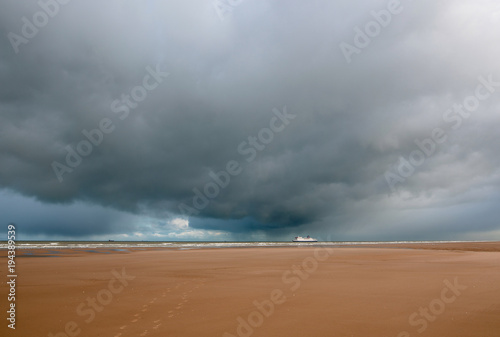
[292,235,318,242]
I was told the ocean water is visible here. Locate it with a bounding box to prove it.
[0,240,474,250]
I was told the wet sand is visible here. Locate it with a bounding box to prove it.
[2,242,500,337]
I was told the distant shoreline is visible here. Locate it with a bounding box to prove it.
[1,240,499,253]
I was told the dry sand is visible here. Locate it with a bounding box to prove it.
[2,242,500,337]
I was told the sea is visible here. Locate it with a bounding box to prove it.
[0,240,474,250]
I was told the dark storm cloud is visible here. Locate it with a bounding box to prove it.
[1,0,500,238]
[0,190,136,238]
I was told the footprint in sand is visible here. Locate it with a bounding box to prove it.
[154,319,161,323]
[168,310,173,313]
[153,324,161,330]
[131,318,139,323]
[139,330,148,336]
[120,325,127,330]
[134,313,140,317]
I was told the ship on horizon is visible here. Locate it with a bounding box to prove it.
[292,235,318,242]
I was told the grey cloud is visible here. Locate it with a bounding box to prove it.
[1,0,500,239]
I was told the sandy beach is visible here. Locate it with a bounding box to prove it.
[2,242,500,337]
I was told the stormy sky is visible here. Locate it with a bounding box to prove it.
[1,0,500,241]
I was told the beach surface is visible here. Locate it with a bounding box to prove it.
[2,242,500,337]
